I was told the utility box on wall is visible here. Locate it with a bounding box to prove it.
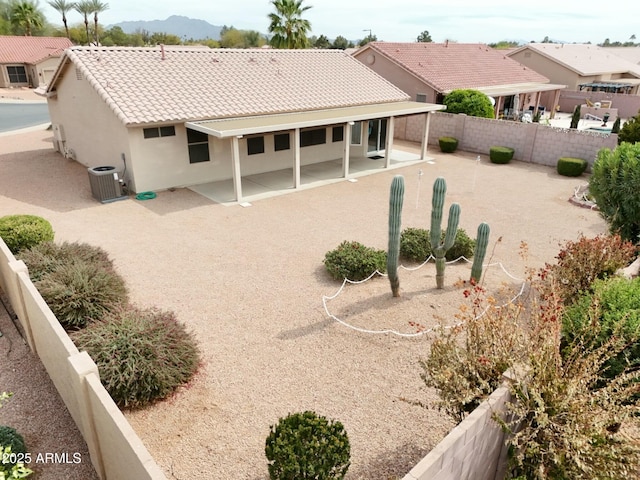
[87,166,127,203]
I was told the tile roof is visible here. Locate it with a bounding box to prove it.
[51,46,410,125]
[0,35,72,64]
[358,42,550,93]
[511,43,640,76]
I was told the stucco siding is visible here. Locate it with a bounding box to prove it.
[509,51,582,90]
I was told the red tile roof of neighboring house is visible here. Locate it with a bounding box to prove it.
[51,46,410,125]
[0,35,73,64]
[360,42,550,93]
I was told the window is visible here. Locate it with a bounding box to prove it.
[143,126,175,139]
[7,66,27,84]
[416,93,427,103]
[300,128,326,147]
[247,136,265,155]
[274,133,290,151]
[332,126,344,143]
[187,129,209,163]
[350,122,362,145]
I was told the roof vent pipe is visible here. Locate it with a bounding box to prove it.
[161,44,165,60]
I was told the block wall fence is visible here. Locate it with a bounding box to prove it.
[0,239,167,480]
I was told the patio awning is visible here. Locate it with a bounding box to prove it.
[578,81,638,90]
[471,82,566,97]
[185,101,445,138]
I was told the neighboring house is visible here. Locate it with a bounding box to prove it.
[508,43,640,94]
[604,46,640,66]
[353,42,565,118]
[0,35,72,88]
[43,46,444,201]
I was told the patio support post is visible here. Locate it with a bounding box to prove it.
[551,89,561,119]
[534,91,542,111]
[231,136,243,202]
[384,116,395,168]
[420,112,430,160]
[343,122,352,178]
[494,96,503,119]
[294,127,301,188]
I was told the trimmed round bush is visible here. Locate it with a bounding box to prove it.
[400,227,475,262]
[0,426,27,466]
[557,157,588,177]
[72,307,200,409]
[443,89,494,118]
[36,261,128,330]
[323,241,386,281]
[438,136,459,153]
[0,215,54,254]
[18,241,115,282]
[265,411,350,480]
[489,146,514,164]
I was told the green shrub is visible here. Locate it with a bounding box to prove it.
[570,104,581,129]
[265,411,350,480]
[323,241,386,281]
[618,110,640,144]
[18,241,115,282]
[0,215,54,254]
[563,277,640,379]
[72,307,200,409]
[36,261,128,329]
[400,227,475,262]
[539,234,636,306]
[0,426,27,465]
[556,157,588,177]
[489,146,514,164]
[438,136,458,153]
[589,142,640,242]
[611,117,621,134]
[0,446,33,479]
[443,89,494,118]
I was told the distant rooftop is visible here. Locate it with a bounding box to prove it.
[0,35,73,64]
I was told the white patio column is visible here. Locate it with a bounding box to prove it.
[343,122,352,178]
[551,89,561,119]
[420,112,431,160]
[231,136,242,202]
[384,116,395,168]
[294,128,301,188]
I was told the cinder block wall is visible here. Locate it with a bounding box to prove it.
[402,386,512,480]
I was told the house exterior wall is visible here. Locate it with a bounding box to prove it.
[353,50,438,102]
[509,50,584,90]
[34,57,63,86]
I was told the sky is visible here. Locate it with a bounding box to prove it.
[40,0,640,45]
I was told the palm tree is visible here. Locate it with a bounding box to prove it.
[11,0,44,36]
[88,0,108,45]
[74,0,93,44]
[47,0,76,38]
[267,0,312,49]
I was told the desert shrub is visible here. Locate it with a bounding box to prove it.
[611,117,621,134]
[589,142,640,242]
[617,110,640,144]
[0,426,27,463]
[0,215,54,254]
[0,446,33,479]
[443,89,494,118]
[18,241,115,282]
[438,136,458,153]
[489,146,514,164]
[569,104,581,129]
[422,279,640,478]
[265,411,350,480]
[323,241,386,281]
[400,227,475,263]
[36,261,128,329]
[538,234,636,306]
[72,307,200,409]
[556,157,587,177]
[563,277,640,380]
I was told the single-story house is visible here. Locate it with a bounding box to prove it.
[507,43,640,95]
[0,35,73,88]
[43,46,444,202]
[353,42,565,119]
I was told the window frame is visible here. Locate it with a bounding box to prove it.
[7,65,27,84]
[274,133,291,151]
[186,128,210,164]
[247,136,265,155]
[300,128,326,148]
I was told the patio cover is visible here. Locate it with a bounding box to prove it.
[473,82,566,97]
[186,101,445,138]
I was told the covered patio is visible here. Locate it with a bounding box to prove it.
[186,101,445,204]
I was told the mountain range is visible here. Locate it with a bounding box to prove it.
[110,15,224,41]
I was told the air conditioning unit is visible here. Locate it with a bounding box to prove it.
[87,166,127,203]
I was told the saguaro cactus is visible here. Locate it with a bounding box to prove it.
[387,175,405,297]
[430,177,460,289]
[470,223,490,283]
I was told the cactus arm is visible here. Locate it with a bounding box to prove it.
[387,176,405,297]
[470,223,490,283]
[443,203,460,251]
[430,177,446,250]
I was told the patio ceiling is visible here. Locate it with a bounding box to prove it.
[186,101,445,138]
[472,82,567,97]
